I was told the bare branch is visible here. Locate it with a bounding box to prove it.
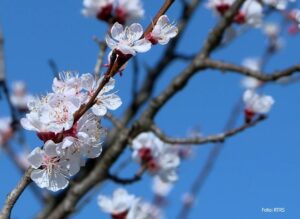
[151,115,266,145]
[204,59,300,82]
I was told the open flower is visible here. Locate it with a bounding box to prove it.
[106,22,151,56]
[132,132,181,183]
[21,93,80,134]
[98,188,138,218]
[243,89,274,122]
[27,140,80,192]
[146,15,178,45]
[81,73,122,116]
[82,0,114,21]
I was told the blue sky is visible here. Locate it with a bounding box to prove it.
[0,0,300,218]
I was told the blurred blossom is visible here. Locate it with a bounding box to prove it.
[82,0,144,24]
[207,0,263,27]
[98,188,164,219]
[10,81,33,112]
[243,89,274,122]
[98,188,138,218]
[0,117,13,146]
[82,0,114,21]
[116,0,144,24]
[132,132,181,183]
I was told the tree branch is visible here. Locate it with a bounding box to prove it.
[204,59,300,82]
[150,115,266,145]
[0,168,32,219]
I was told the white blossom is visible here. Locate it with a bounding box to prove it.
[106,22,151,56]
[81,73,122,116]
[132,132,181,183]
[98,188,138,217]
[10,81,33,112]
[146,15,178,45]
[27,140,80,192]
[243,89,274,114]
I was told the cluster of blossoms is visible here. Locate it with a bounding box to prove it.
[82,0,144,24]
[22,72,122,191]
[106,15,178,58]
[132,132,181,183]
[98,188,163,219]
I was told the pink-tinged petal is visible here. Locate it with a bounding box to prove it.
[132,39,151,53]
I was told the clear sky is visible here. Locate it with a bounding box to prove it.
[0,0,300,219]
